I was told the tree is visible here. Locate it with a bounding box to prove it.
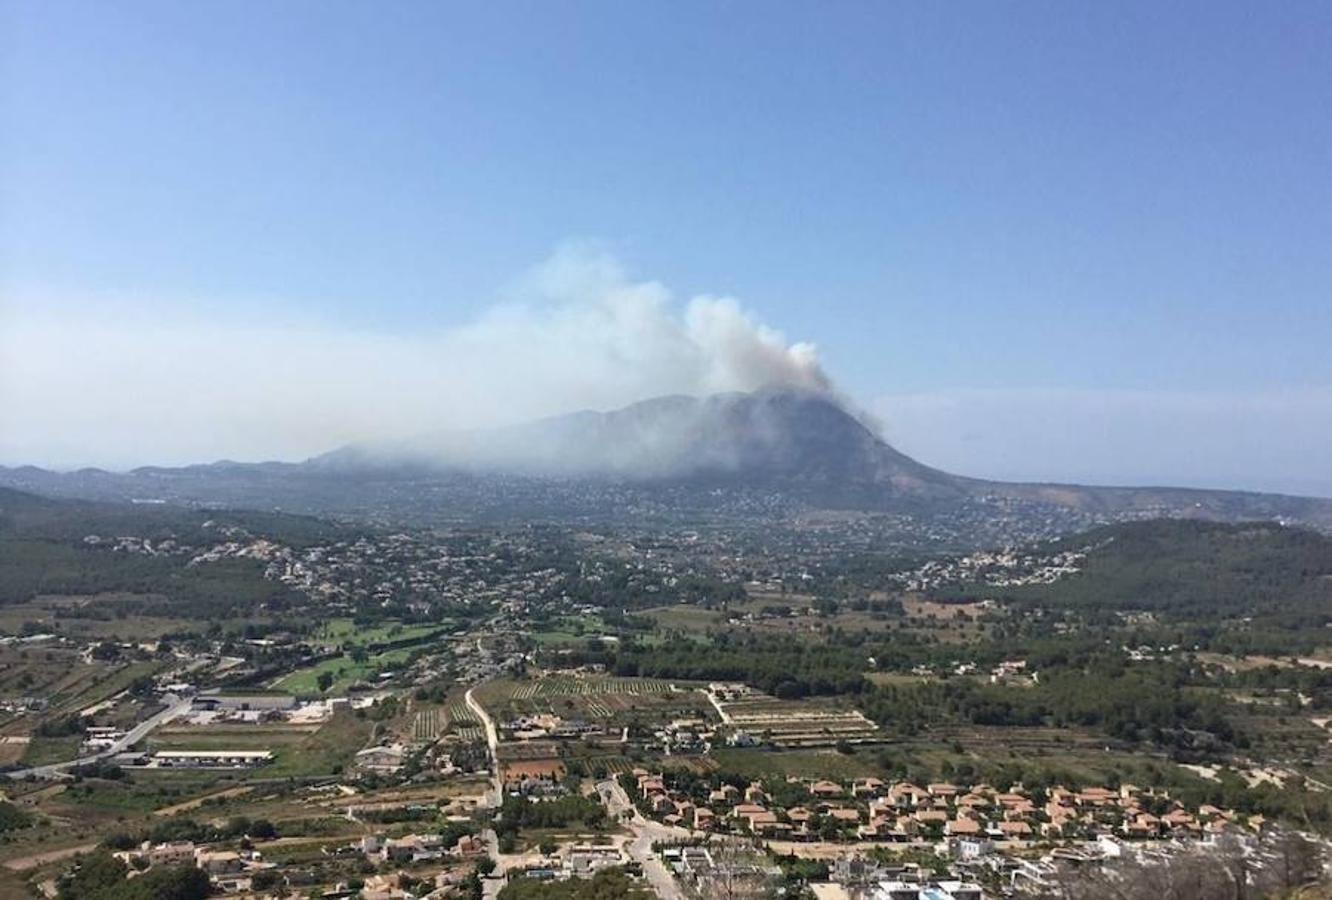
[317,671,334,693]
[132,865,211,900]
[251,870,282,891]
[0,800,34,834]
[57,850,127,900]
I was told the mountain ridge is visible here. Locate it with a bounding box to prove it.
[2,387,1330,532]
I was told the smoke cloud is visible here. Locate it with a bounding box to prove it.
[0,245,832,469]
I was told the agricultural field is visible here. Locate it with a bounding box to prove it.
[640,605,723,635]
[528,614,611,645]
[481,675,714,727]
[579,754,638,776]
[0,735,30,766]
[643,596,914,642]
[727,594,903,638]
[864,671,934,687]
[443,701,484,742]
[876,727,1237,797]
[144,710,373,778]
[19,735,80,767]
[0,594,203,642]
[0,647,160,719]
[712,687,879,747]
[410,701,484,743]
[509,675,676,698]
[147,723,322,752]
[411,704,445,742]
[711,747,885,781]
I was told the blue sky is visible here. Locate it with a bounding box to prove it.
[2,2,1330,493]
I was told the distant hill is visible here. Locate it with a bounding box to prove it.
[0,486,340,614]
[970,519,1332,622]
[0,484,342,547]
[3,387,1331,535]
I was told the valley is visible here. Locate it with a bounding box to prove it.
[0,483,1330,898]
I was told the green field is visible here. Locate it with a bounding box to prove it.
[641,605,722,634]
[146,714,373,779]
[315,618,439,647]
[20,735,81,767]
[272,648,413,695]
[266,712,374,777]
[530,615,610,646]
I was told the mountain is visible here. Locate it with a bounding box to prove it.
[314,389,956,489]
[2,387,1331,534]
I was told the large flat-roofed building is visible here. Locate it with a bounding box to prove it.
[872,883,985,900]
[152,749,273,768]
[193,693,297,711]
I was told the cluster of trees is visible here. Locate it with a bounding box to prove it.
[859,661,1240,753]
[103,815,277,849]
[498,794,605,832]
[495,794,605,852]
[0,800,33,834]
[771,853,829,888]
[613,634,867,697]
[57,851,208,900]
[0,488,342,614]
[0,535,304,617]
[35,714,88,738]
[965,520,1332,627]
[498,868,651,900]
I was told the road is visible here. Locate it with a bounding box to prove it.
[468,684,685,898]
[464,684,502,809]
[465,683,507,898]
[598,778,687,900]
[480,827,505,900]
[704,689,732,725]
[6,694,192,780]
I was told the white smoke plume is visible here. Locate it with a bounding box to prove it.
[0,245,832,468]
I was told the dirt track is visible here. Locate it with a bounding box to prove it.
[3,842,97,872]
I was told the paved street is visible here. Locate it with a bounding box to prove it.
[6,694,193,780]
[598,778,687,900]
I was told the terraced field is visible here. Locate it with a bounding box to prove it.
[716,692,879,748]
[478,675,715,730]
[586,755,636,775]
[509,676,675,699]
[444,702,483,742]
